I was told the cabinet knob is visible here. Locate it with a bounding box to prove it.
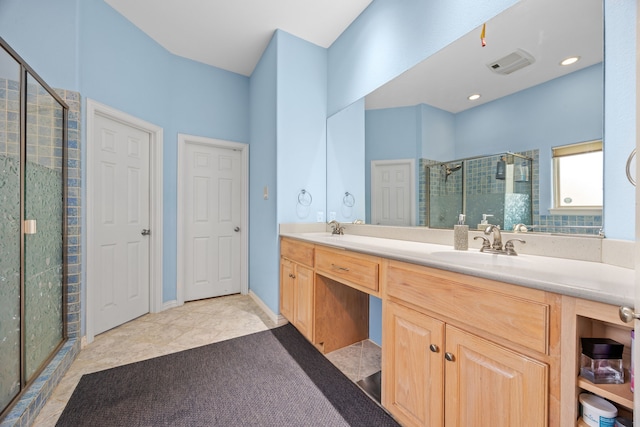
[444,352,455,362]
[288,273,296,279]
[429,344,439,353]
[619,306,640,323]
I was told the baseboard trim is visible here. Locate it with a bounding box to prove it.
[162,300,180,311]
[248,290,288,326]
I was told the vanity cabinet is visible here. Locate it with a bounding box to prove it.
[279,238,315,341]
[444,325,547,427]
[315,246,381,296]
[384,300,445,426]
[382,259,557,427]
[279,238,370,351]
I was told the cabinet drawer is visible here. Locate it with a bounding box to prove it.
[280,238,314,267]
[386,261,549,354]
[315,247,380,294]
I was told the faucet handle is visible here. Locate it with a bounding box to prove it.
[504,239,526,255]
[328,220,344,235]
[473,236,491,252]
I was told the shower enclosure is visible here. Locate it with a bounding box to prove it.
[426,152,532,230]
[0,39,67,418]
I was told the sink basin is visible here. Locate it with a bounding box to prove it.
[428,250,532,269]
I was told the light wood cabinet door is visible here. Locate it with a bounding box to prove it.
[280,257,314,341]
[280,258,295,322]
[383,301,445,427]
[444,325,548,427]
[294,263,314,340]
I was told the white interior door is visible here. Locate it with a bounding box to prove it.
[182,141,242,301]
[371,159,415,226]
[92,114,150,335]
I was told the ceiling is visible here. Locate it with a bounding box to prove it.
[104,0,603,112]
[365,0,603,113]
[104,0,373,77]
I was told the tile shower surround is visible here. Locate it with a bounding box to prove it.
[419,150,602,234]
[0,82,81,427]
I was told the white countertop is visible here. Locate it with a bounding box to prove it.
[280,232,635,307]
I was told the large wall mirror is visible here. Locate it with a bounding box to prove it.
[326,0,603,236]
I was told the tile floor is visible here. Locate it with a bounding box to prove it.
[31,294,381,427]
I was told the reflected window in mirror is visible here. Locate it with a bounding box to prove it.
[551,140,603,213]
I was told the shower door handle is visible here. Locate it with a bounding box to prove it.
[141,229,151,236]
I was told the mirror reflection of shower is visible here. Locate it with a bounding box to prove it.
[426,152,533,230]
[442,163,462,182]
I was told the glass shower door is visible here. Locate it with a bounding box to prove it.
[1,41,66,417]
[0,44,22,413]
[24,73,65,380]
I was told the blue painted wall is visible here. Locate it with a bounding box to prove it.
[78,0,250,306]
[365,105,420,222]
[80,1,249,305]
[420,103,456,160]
[276,31,327,225]
[369,296,382,346]
[1,0,251,331]
[603,0,636,240]
[327,98,365,222]
[249,30,328,315]
[0,0,79,91]
[249,34,279,313]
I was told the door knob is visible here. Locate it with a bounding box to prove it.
[141,229,151,236]
[619,306,640,323]
[429,344,439,353]
[444,352,455,362]
[234,227,240,232]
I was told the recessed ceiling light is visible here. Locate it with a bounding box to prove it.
[560,56,580,66]
[468,94,481,101]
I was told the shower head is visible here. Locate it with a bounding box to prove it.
[442,163,462,181]
[442,163,462,174]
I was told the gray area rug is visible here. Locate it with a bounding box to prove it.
[56,323,399,426]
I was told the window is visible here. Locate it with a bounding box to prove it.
[552,140,603,212]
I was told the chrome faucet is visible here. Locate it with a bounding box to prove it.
[484,224,503,252]
[328,220,344,235]
[475,224,525,255]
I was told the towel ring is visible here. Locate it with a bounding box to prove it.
[298,189,312,206]
[626,148,636,186]
[343,192,355,207]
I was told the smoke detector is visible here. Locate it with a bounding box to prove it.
[487,49,535,75]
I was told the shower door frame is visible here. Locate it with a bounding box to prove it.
[0,37,68,420]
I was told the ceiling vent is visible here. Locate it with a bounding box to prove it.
[487,49,535,75]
